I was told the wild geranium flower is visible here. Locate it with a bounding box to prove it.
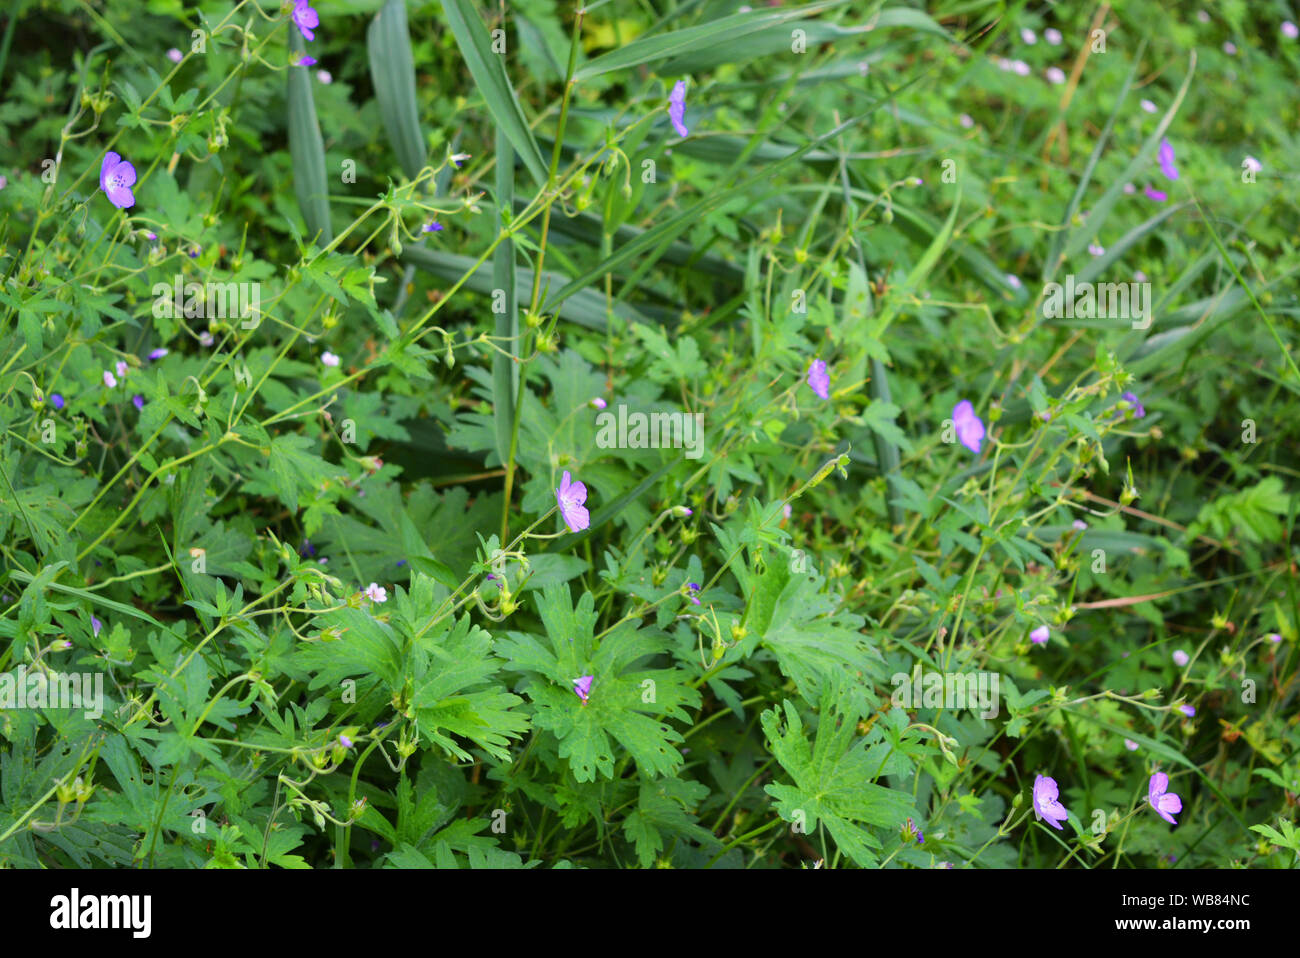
[365,583,388,604]
[148,347,168,360]
[422,221,444,233]
[1284,21,1299,39]
[572,675,593,704]
[1044,28,1062,45]
[321,351,340,367]
[99,152,137,209]
[1046,66,1066,85]
[1030,625,1049,645]
[1178,704,1196,718]
[167,48,183,63]
[132,395,144,411]
[1124,739,1139,751]
[103,370,117,388]
[1144,184,1167,202]
[556,470,590,533]
[1268,632,1282,643]
[1157,138,1180,180]
[317,70,332,85]
[292,0,319,41]
[1072,519,1088,531]
[685,582,702,606]
[51,394,65,410]
[115,360,128,378]
[668,80,689,137]
[91,616,103,637]
[1139,98,1158,114]
[959,113,974,128]
[1243,155,1262,175]
[1011,60,1031,76]
[339,734,353,748]
[1222,41,1236,55]
[1006,272,1023,290]
[806,359,830,400]
[297,54,317,67]
[1120,390,1145,418]
[199,331,215,347]
[590,397,607,410]
[1088,242,1105,256]
[952,400,985,454]
[1020,28,1037,44]
[1148,772,1183,825]
[1172,649,1189,667]
[1032,774,1069,830]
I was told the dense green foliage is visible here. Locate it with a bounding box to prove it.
[1,0,1297,869]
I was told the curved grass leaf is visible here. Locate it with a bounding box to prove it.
[439,0,547,186]
[492,129,518,464]
[367,0,427,181]
[287,31,333,245]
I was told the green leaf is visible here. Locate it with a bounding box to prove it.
[287,31,333,244]
[439,0,548,186]
[367,0,427,181]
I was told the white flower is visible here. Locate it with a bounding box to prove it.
[103,370,117,388]
[1046,67,1066,85]
[317,70,332,85]
[321,351,340,367]
[1021,28,1037,45]
[1044,28,1062,45]
[1140,99,1157,114]
[365,582,388,604]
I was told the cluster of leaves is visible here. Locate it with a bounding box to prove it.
[0,0,1297,870]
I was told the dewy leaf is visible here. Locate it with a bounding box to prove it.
[762,677,916,867]
[496,584,701,782]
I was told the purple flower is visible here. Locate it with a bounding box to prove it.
[321,351,340,367]
[1144,184,1167,202]
[292,0,319,42]
[1020,28,1036,44]
[590,397,607,410]
[422,221,444,233]
[1046,66,1066,85]
[317,70,332,85]
[167,48,183,63]
[1140,98,1157,114]
[806,359,830,400]
[51,393,65,410]
[103,370,117,388]
[298,54,317,67]
[1222,41,1236,55]
[686,582,701,606]
[1268,632,1282,643]
[1044,28,1062,45]
[1172,649,1189,667]
[1006,273,1023,290]
[1157,138,1180,181]
[1148,772,1182,825]
[1072,519,1087,531]
[148,347,169,360]
[1178,704,1196,718]
[99,152,137,209]
[115,360,128,378]
[668,80,689,138]
[1124,739,1139,751]
[556,470,590,533]
[132,394,144,411]
[952,400,985,454]
[1032,774,1069,830]
[1120,390,1145,418]
[1243,155,1261,175]
[1030,625,1049,645]
[572,675,593,704]
[1284,21,1299,40]
[339,734,353,749]
[199,331,214,347]
[91,616,103,637]
[300,539,315,557]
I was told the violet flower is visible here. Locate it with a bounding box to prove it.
[100,152,137,209]
[806,359,830,400]
[91,616,103,637]
[591,397,607,410]
[572,675,593,704]
[1172,649,1189,667]
[1120,390,1145,418]
[292,0,319,42]
[1032,774,1069,830]
[1030,625,1049,645]
[556,470,590,533]
[148,347,169,360]
[422,221,444,233]
[1148,772,1182,825]
[1157,138,1180,181]
[51,394,65,410]
[668,80,689,137]
[1144,185,1167,202]
[952,400,986,454]
[132,395,144,411]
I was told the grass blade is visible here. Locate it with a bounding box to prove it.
[287,31,333,245]
[439,0,548,186]
[367,0,427,181]
[492,129,518,464]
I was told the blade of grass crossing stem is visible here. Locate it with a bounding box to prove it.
[287,31,332,245]
[368,0,427,181]
[492,129,519,464]
[439,0,548,187]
